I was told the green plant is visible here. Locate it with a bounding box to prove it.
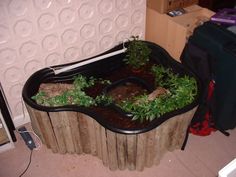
[95,94,113,106]
[118,65,197,122]
[73,75,96,90]
[124,36,151,70]
[32,66,197,123]
[31,91,47,105]
[32,75,112,107]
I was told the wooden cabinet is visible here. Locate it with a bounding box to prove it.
[146,5,215,61]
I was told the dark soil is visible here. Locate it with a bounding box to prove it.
[39,62,157,130]
[91,106,150,129]
[85,63,156,129]
[107,82,148,104]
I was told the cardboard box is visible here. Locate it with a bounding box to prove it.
[146,5,215,61]
[147,0,199,14]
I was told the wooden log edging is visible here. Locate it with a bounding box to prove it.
[26,103,197,171]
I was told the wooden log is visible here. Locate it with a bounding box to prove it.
[61,112,76,153]
[145,130,156,168]
[169,107,197,151]
[170,117,185,150]
[162,117,178,152]
[152,128,161,166]
[107,129,118,171]
[49,112,66,154]
[68,112,83,154]
[116,133,127,170]
[25,104,45,143]
[175,107,197,148]
[94,122,102,159]
[154,125,164,165]
[127,135,137,170]
[33,111,50,148]
[87,117,97,156]
[38,111,58,153]
[101,126,108,166]
[167,117,180,151]
[154,119,175,164]
[26,100,198,171]
[153,107,197,165]
[78,113,91,154]
[136,133,147,171]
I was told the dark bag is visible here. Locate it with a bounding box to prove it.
[181,40,216,136]
[181,21,236,134]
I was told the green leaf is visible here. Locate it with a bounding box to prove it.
[124,36,151,69]
[118,65,197,122]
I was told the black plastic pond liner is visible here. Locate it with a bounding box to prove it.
[22,41,202,134]
[104,76,154,94]
[103,76,154,118]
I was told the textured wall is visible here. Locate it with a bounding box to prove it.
[0,0,146,126]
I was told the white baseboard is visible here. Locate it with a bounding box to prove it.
[13,114,30,128]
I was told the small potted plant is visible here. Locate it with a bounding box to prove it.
[124,36,151,71]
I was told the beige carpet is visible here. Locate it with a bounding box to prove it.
[0,124,235,177]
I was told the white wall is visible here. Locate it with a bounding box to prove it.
[0,0,146,127]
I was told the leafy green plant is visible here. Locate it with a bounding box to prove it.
[32,66,197,123]
[95,94,113,106]
[73,75,96,90]
[32,75,112,107]
[31,91,48,105]
[118,65,197,122]
[124,36,151,70]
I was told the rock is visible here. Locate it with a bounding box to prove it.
[147,87,168,101]
[39,83,74,97]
